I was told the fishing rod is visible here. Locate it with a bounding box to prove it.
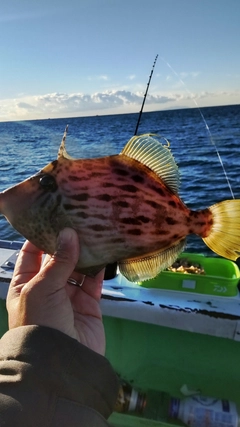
[105,55,158,281]
[134,54,158,136]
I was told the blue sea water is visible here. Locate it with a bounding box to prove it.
[0,104,239,256]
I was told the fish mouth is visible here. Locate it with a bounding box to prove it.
[0,183,36,223]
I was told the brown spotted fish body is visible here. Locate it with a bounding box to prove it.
[0,131,240,282]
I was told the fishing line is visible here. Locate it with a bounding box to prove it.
[161,57,235,199]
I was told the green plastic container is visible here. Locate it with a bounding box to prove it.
[138,253,240,297]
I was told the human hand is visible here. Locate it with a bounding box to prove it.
[6,228,105,355]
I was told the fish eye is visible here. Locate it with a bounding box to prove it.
[39,174,57,192]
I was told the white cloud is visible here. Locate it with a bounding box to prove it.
[127,75,136,80]
[179,71,200,80]
[87,75,109,81]
[0,8,57,23]
[0,12,36,22]
[99,75,109,81]
[0,89,239,122]
[192,72,200,78]
[0,90,175,120]
[166,71,200,87]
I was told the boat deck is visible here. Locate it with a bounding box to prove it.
[1,239,240,341]
[1,239,240,421]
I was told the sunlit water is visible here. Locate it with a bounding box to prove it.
[0,104,239,256]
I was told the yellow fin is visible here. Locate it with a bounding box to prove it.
[120,134,180,194]
[203,200,240,260]
[58,125,75,160]
[119,239,185,282]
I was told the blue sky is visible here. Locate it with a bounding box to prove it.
[0,0,239,121]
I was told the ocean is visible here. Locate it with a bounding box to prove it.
[0,104,239,256]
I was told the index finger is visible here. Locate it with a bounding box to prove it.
[10,240,44,288]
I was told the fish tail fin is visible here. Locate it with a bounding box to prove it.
[202,200,240,260]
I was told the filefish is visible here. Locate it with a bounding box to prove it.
[0,129,240,282]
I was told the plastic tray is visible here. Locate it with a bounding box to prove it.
[138,253,240,297]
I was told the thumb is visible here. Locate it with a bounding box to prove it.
[41,228,80,288]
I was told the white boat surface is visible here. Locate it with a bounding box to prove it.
[0,239,240,342]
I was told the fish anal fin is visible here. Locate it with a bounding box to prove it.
[58,125,75,160]
[120,134,180,194]
[119,239,186,282]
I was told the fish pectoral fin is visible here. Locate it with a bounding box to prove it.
[118,239,186,282]
[120,134,180,194]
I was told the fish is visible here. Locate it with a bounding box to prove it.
[0,128,240,282]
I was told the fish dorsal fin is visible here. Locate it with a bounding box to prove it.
[58,125,75,160]
[121,134,180,194]
[119,239,185,282]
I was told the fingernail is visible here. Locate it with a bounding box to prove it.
[57,228,74,250]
